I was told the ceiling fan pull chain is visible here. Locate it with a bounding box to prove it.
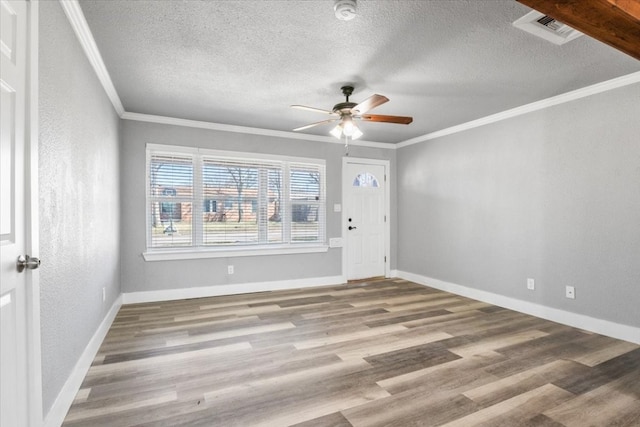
[344,134,350,156]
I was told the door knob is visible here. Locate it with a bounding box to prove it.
[348,226,357,230]
[17,255,41,273]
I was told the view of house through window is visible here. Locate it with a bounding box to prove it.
[147,145,326,251]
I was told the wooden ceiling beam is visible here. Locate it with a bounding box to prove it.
[517,0,640,60]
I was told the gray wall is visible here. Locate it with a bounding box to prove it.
[121,121,396,293]
[39,1,121,414]
[398,83,640,328]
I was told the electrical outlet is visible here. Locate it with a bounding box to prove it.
[527,278,535,290]
[102,287,106,302]
[227,265,234,275]
[565,286,575,299]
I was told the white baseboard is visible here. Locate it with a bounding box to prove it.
[122,275,347,304]
[43,295,123,427]
[397,270,640,345]
[389,269,399,278]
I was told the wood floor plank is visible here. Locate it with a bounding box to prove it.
[383,296,463,312]
[290,411,353,427]
[61,279,640,426]
[89,341,252,375]
[377,350,505,395]
[342,384,480,427]
[165,321,296,346]
[551,347,640,395]
[294,323,407,350]
[440,384,574,427]
[449,329,549,357]
[291,307,390,327]
[173,303,282,321]
[544,370,640,426]
[363,308,452,327]
[336,330,453,360]
[136,314,262,335]
[64,390,178,424]
[72,387,91,404]
[202,357,374,402]
[569,339,639,367]
[462,359,586,408]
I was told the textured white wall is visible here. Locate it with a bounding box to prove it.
[397,83,640,328]
[120,120,396,293]
[38,1,121,414]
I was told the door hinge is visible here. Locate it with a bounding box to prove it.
[384,215,386,222]
[384,256,387,263]
[384,174,387,182]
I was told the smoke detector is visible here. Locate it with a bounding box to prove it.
[334,0,356,21]
[513,10,583,45]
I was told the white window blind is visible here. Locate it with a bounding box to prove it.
[200,157,281,246]
[146,145,326,252]
[290,163,324,242]
[148,152,194,248]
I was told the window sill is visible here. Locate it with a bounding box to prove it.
[142,244,330,261]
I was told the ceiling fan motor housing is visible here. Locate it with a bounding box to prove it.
[333,102,357,113]
[334,85,357,113]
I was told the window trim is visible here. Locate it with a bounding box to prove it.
[144,144,327,260]
[142,244,329,261]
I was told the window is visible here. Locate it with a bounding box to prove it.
[291,164,322,242]
[203,199,217,213]
[146,145,326,256]
[353,172,379,187]
[148,153,194,248]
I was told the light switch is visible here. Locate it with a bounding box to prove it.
[333,204,342,213]
[329,238,343,248]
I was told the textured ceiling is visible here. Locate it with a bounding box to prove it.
[79,0,639,144]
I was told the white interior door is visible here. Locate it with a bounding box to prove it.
[1,1,40,426]
[345,161,387,280]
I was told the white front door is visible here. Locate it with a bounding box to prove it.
[1,1,41,426]
[344,161,387,280]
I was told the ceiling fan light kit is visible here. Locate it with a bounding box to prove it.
[330,118,363,140]
[291,85,413,143]
[334,0,357,21]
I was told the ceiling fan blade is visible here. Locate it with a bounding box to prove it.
[352,94,389,114]
[360,114,413,124]
[291,105,337,115]
[293,118,339,131]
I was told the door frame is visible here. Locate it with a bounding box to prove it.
[341,157,391,281]
[25,0,43,424]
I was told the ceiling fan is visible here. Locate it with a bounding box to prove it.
[291,85,413,140]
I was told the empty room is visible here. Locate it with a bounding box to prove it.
[1,0,639,426]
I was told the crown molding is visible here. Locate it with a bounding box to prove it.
[59,0,124,116]
[124,70,639,150]
[61,0,639,151]
[120,112,394,149]
[397,71,640,148]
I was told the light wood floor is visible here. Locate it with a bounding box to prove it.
[63,279,640,426]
